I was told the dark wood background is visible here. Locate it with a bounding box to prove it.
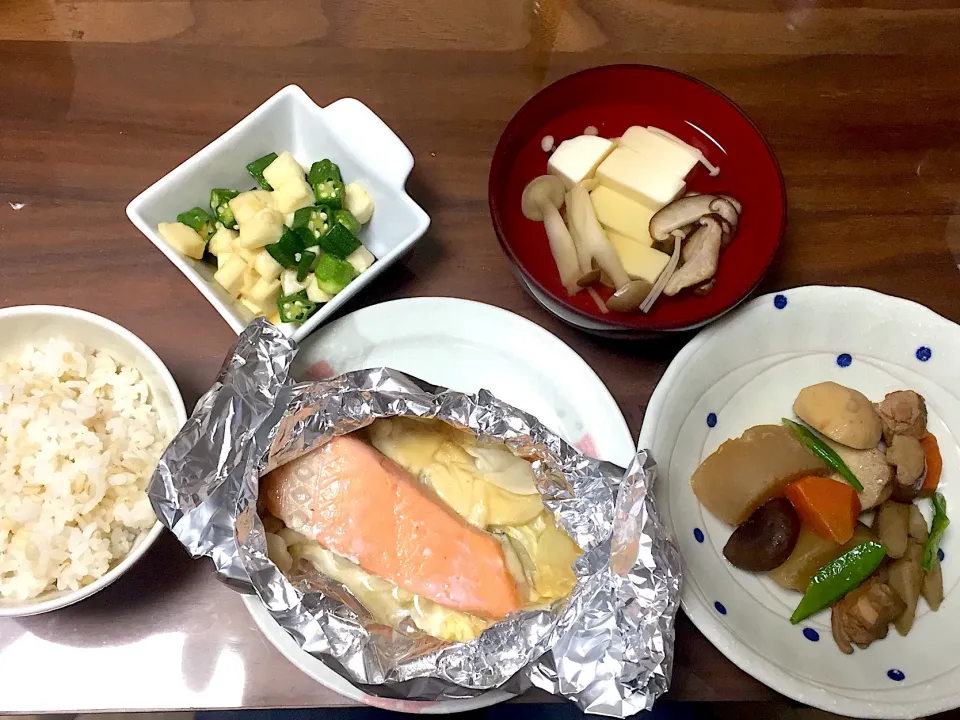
[2,0,960,713]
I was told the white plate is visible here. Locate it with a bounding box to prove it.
[243,297,636,713]
[126,85,430,343]
[638,285,960,719]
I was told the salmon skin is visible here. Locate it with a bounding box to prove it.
[262,433,524,620]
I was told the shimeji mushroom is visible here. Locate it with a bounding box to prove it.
[567,186,652,311]
[522,176,582,295]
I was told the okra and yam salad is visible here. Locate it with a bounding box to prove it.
[693,381,948,654]
[158,152,376,325]
[522,125,741,314]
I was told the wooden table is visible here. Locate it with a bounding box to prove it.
[2,0,960,714]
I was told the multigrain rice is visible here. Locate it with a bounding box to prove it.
[0,337,170,602]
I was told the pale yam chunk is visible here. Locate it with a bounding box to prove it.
[691,424,829,526]
[769,522,876,592]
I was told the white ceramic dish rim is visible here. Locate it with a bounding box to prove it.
[0,305,187,618]
[125,84,430,343]
[637,285,960,719]
[242,296,636,713]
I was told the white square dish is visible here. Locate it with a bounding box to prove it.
[126,85,430,342]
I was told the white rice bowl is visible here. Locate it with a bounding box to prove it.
[0,306,185,615]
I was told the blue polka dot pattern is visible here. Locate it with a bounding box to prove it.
[887,669,905,682]
[707,412,718,428]
[917,346,932,362]
[774,294,788,309]
[714,601,727,615]
[802,628,819,642]
[939,548,945,562]
[836,353,852,368]
[694,528,705,543]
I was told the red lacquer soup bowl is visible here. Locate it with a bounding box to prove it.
[489,65,786,332]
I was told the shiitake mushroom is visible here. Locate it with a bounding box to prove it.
[723,498,801,572]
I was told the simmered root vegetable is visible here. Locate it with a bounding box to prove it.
[691,424,829,526]
[692,380,949,655]
[159,151,377,326]
[920,433,943,496]
[770,523,876,592]
[784,476,860,544]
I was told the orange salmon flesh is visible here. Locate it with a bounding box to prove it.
[262,433,524,620]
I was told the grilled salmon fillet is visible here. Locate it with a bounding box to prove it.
[262,433,523,620]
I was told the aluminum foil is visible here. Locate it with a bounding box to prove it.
[149,319,681,716]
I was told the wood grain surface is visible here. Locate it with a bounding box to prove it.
[2,0,960,713]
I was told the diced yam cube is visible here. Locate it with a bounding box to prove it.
[344,182,375,224]
[281,269,308,296]
[235,246,257,265]
[253,249,283,281]
[229,190,276,226]
[306,278,333,304]
[213,254,248,296]
[239,296,265,317]
[273,177,314,214]
[217,252,233,269]
[263,152,306,192]
[208,225,239,256]
[248,276,281,309]
[589,185,656,246]
[158,221,206,259]
[345,245,375,274]
[236,208,284,249]
[268,312,283,326]
[241,267,259,296]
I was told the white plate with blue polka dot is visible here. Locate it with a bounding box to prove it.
[638,285,959,719]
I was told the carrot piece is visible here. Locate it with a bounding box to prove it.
[784,476,862,544]
[920,433,943,497]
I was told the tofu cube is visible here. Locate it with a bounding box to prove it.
[229,190,276,226]
[345,245,375,274]
[619,126,700,180]
[208,225,239,256]
[158,221,206,260]
[595,146,685,208]
[589,185,656,246]
[213,254,248,296]
[253,249,283,281]
[273,177,315,214]
[547,135,615,189]
[344,182,375,224]
[236,208,284,249]
[607,233,671,284]
[262,152,306,192]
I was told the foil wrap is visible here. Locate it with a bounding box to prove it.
[149,319,681,716]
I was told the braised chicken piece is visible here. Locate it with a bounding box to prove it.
[886,435,926,501]
[831,576,906,654]
[875,391,928,445]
